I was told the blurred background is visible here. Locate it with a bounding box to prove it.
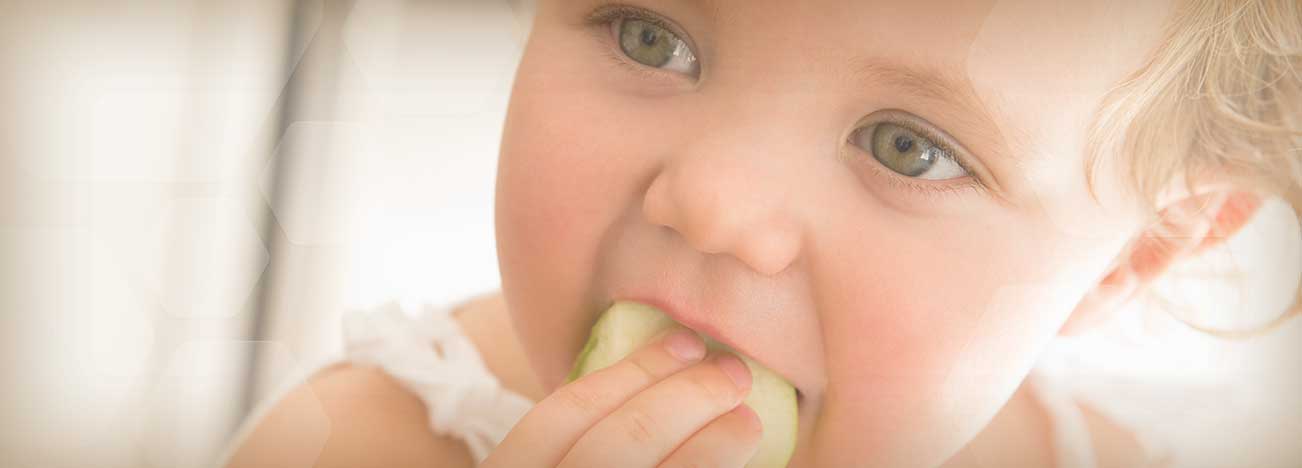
[1,0,531,466]
[1,0,1299,467]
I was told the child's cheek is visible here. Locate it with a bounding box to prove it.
[495,59,652,388]
[804,206,1096,466]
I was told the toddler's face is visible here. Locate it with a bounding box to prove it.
[496,0,1171,465]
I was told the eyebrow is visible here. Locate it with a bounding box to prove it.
[852,58,1028,166]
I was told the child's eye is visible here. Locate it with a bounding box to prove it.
[852,122,969,180]
[613,17,699,76]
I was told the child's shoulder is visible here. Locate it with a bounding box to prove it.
[224,362,479,468]
[225,292,542,468]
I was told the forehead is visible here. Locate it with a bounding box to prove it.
[962,0,1174,163]
[699,0,1172,89]
[632,0,1173,168]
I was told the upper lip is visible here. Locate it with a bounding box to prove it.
[624,295,740,350]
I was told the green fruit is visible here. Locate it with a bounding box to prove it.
[569,301,798,468]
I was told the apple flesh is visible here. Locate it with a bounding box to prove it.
[569,301,797,468]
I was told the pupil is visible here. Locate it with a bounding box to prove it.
[640,28,659,46]
[893,134,914,153]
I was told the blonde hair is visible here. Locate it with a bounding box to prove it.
[1089,0,1302,335]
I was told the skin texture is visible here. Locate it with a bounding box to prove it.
[494,0,1192,466]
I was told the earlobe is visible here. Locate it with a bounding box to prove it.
[1059,265,1139,336]
[1059,189,1264,336]
[1133,190,1264,279]
[1193,191,1264,255]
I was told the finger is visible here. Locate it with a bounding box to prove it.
[658,404,763,468]
[557,354,752,468]
[482,329,707,468]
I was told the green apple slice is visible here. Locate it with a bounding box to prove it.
[568,301,798,468]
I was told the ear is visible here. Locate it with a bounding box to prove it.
[1059,188,1264,336]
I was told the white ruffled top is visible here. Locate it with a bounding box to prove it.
[341,302,535,461]
[217,301,534,465]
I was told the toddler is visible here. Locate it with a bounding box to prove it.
[224,0,1301,467]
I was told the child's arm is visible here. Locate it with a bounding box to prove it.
[224,364,476,468]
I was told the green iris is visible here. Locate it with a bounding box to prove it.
[870,123,946,177]
[618,19,682,68]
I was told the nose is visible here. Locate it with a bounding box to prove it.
[641,122,810,277]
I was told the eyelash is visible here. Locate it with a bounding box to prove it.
[585,4,680,39]
[866,161,984,200]
[583,5,988,200]
[851,116,988,199]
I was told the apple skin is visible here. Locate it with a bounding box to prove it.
[569,301,797,468]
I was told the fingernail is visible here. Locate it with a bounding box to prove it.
[717,354,751,391]
[664,330,705,362]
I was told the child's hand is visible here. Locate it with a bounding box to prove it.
[481,330,761,468]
